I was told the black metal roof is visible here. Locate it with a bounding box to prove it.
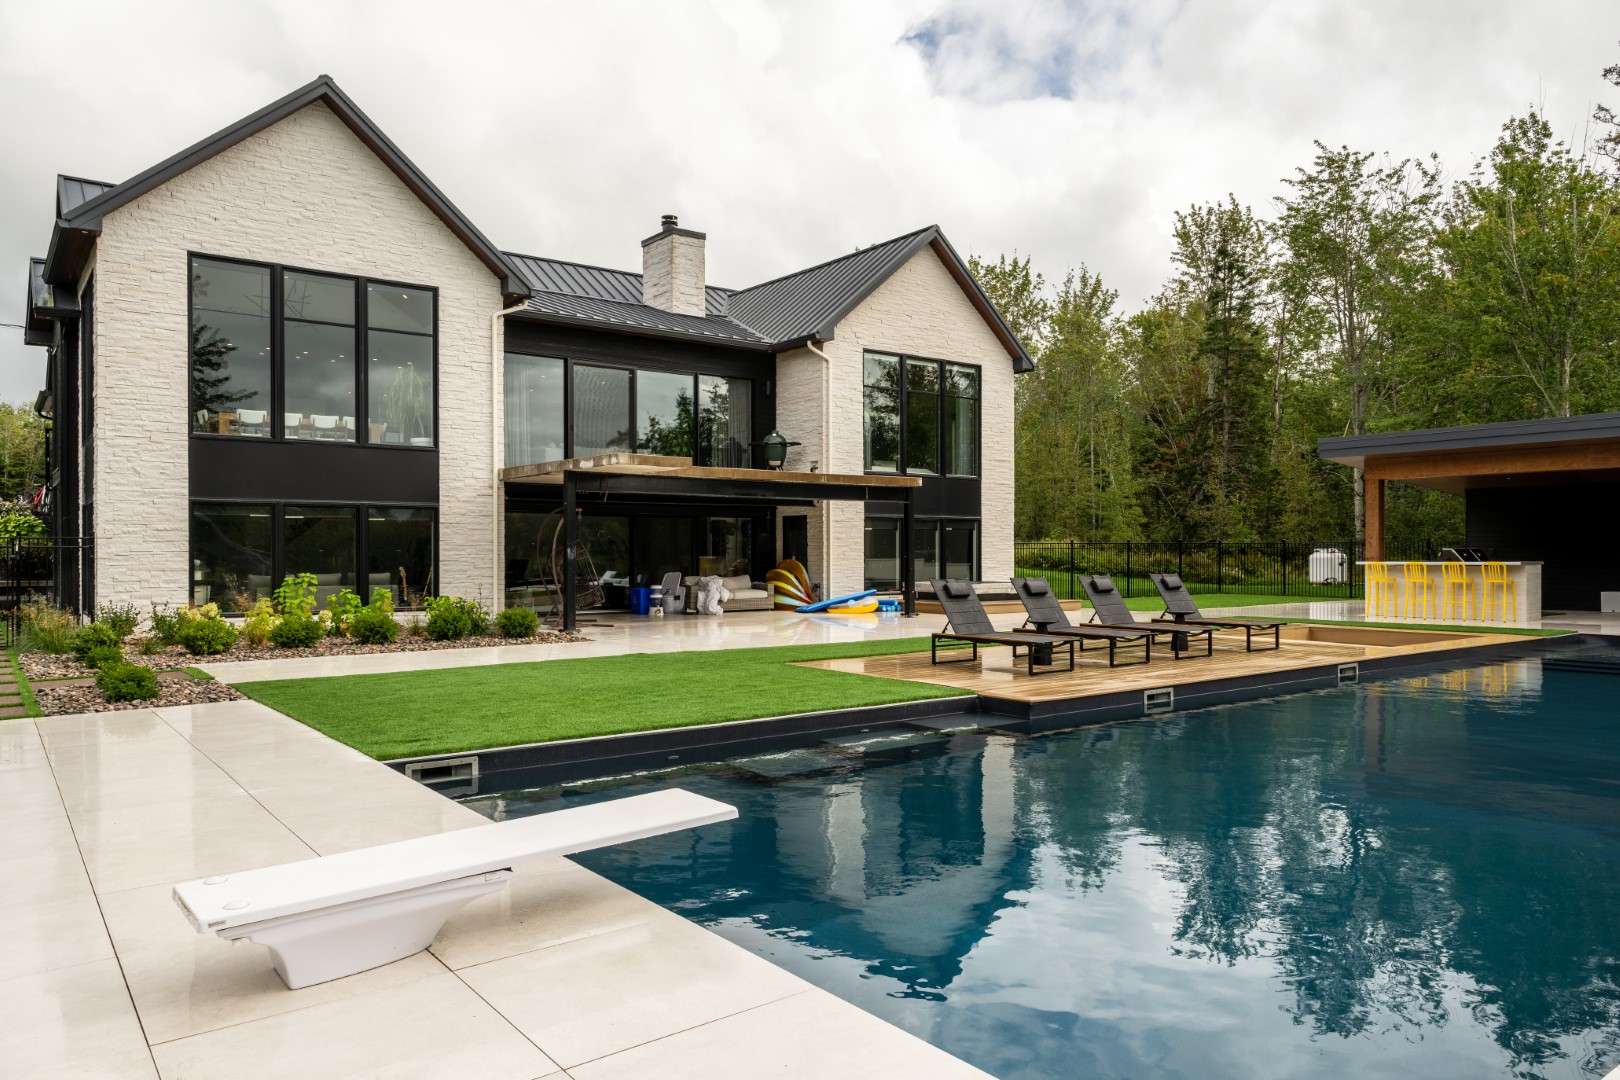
[1319,413,1620,469]
[507,227,1037,370]
[42,75,530,301]
[56,176,115,219]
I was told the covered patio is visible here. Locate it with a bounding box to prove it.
[499,453,923,629]
[1320,412,1620,611]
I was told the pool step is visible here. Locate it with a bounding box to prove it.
[729,747,849,781]
[1543,655,1620,676]
[901,715,983,734]
[820,728,951,760]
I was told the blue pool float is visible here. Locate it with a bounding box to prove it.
[796,589,877,614]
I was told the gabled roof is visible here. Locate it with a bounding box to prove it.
[508,227,1036,370]
[42,75,530,302]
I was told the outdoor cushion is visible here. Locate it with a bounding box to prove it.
[729,589,770,600]
[721,574,752,594]
[1161,573,1184,589]
[1023,579,1051,596]
[943,581,973,599]
[1091,576,1117,593]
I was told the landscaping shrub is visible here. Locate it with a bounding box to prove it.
[241,598,276,647]
[423,595,487,641]
[369,587,395,615]
[0,511,45,542]
[83,643,126,670]
[325,589,363,636]
[179,617,238,656]
[350,606,401,644]
[269,612,324,648]
[72,622,123,661]
[494,606,539,638]
[136,635,164,656]
[274,573,318,617]
[18,596,78,654]
[149,603,184,646]
[97,661,159,703]
[93,602,140,641]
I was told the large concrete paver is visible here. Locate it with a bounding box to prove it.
[3,700,994,1079]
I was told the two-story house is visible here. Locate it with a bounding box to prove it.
[22,76,1032,624]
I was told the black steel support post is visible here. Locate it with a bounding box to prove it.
[901,489,916,617]
[562,470,578,632]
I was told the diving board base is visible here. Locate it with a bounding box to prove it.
[214,870,512,989]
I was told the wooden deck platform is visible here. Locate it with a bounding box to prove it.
[801,624,1514,706]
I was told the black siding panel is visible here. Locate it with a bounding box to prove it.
[1466,484,1620,610]
[190,440,437,504]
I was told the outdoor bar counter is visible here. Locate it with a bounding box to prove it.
[1359,561,1542,623]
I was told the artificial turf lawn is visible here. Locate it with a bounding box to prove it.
[239,637,973,760]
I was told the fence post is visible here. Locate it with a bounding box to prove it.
[1177,540,1184,580]
[1068,539,1075,601]
[1125,541,1133,598]
[1281,539,1288,596]
[1217,542,1224,592]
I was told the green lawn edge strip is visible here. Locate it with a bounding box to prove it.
[8,648,42,718]
[239,636,974,760]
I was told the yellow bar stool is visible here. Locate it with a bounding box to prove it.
[1481,562,1517,622]
[1365,562,1398,618]
[1403,562,1435,620]
[1439,561,1475,622]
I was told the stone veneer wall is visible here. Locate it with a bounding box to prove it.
[89,101,506,611]
[773,246,1017,597]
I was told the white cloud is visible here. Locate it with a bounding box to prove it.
[0,0,1614,400]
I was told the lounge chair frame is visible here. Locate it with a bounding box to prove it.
[1079,574,1214,660]
[1148,572,1281,652]
[1009,577,1152,667]
[930,578,1076,676]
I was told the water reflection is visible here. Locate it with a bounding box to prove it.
[472,660,1620,1079]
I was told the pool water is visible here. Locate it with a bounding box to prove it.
[464,657,1620,1079]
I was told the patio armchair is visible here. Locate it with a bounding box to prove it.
[930,578,1075,676]
[1148,572,1281,651]
[1009,577,1152,666]
[1079,574,1213,660]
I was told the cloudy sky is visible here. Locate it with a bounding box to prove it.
[1,0,1614,402]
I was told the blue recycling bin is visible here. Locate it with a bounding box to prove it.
[629,587,652,615]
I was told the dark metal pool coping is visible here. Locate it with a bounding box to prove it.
[389,632,1607,790]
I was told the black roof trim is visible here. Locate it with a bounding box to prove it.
[1318,412,1620,468]
[56,176,115,219]
[25,256,78,346]
[45,75,530,301]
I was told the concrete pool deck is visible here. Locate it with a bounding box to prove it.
[0,700,990,1079]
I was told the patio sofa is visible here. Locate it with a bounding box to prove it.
[682,574,774,613]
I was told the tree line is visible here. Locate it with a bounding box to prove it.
[977,52,1620,548]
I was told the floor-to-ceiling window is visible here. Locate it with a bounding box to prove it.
[504,354,566,466]
[283,272,357,442]
[190,260,273,436]
[638,371,695,457]
[190,503,274,608]
[572,365,632,456]
[862,351,979,479]
[698,375,752,467]
[862,517,979,590]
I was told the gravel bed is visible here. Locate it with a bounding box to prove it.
[19,628,589,682]
[33,677,247,715]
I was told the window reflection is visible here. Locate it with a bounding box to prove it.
[573,365,631,456]
[638,370,695,457]
[504,354,565,466]
[190,259,272,437]
[698,375,751,467]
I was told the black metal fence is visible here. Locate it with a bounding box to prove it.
[0,536,92,641]
[1012,539,1461,601]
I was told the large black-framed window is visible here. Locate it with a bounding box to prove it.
[190,501,436,613]
[188,254,437,448]
[862,351,980,477]
[505,354,753,469]
[863,516,979,591]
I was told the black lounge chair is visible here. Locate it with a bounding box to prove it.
[1079,574,1214,660]
[1149,573,1282,652]
[930,579,1075,676]
[1010,577,1152,666]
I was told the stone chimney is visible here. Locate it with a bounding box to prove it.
[641,214,706,317]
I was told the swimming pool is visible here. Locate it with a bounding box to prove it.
[463,655,1620,1079]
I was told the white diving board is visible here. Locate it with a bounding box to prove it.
[173,787,737,989]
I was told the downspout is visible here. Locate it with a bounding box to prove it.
[803,339,834,597]
[492,299,528,605]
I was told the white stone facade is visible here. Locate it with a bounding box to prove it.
[774,245,1017,597]
[87,101,507,612]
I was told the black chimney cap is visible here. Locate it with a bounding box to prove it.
[661,214,678,230]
